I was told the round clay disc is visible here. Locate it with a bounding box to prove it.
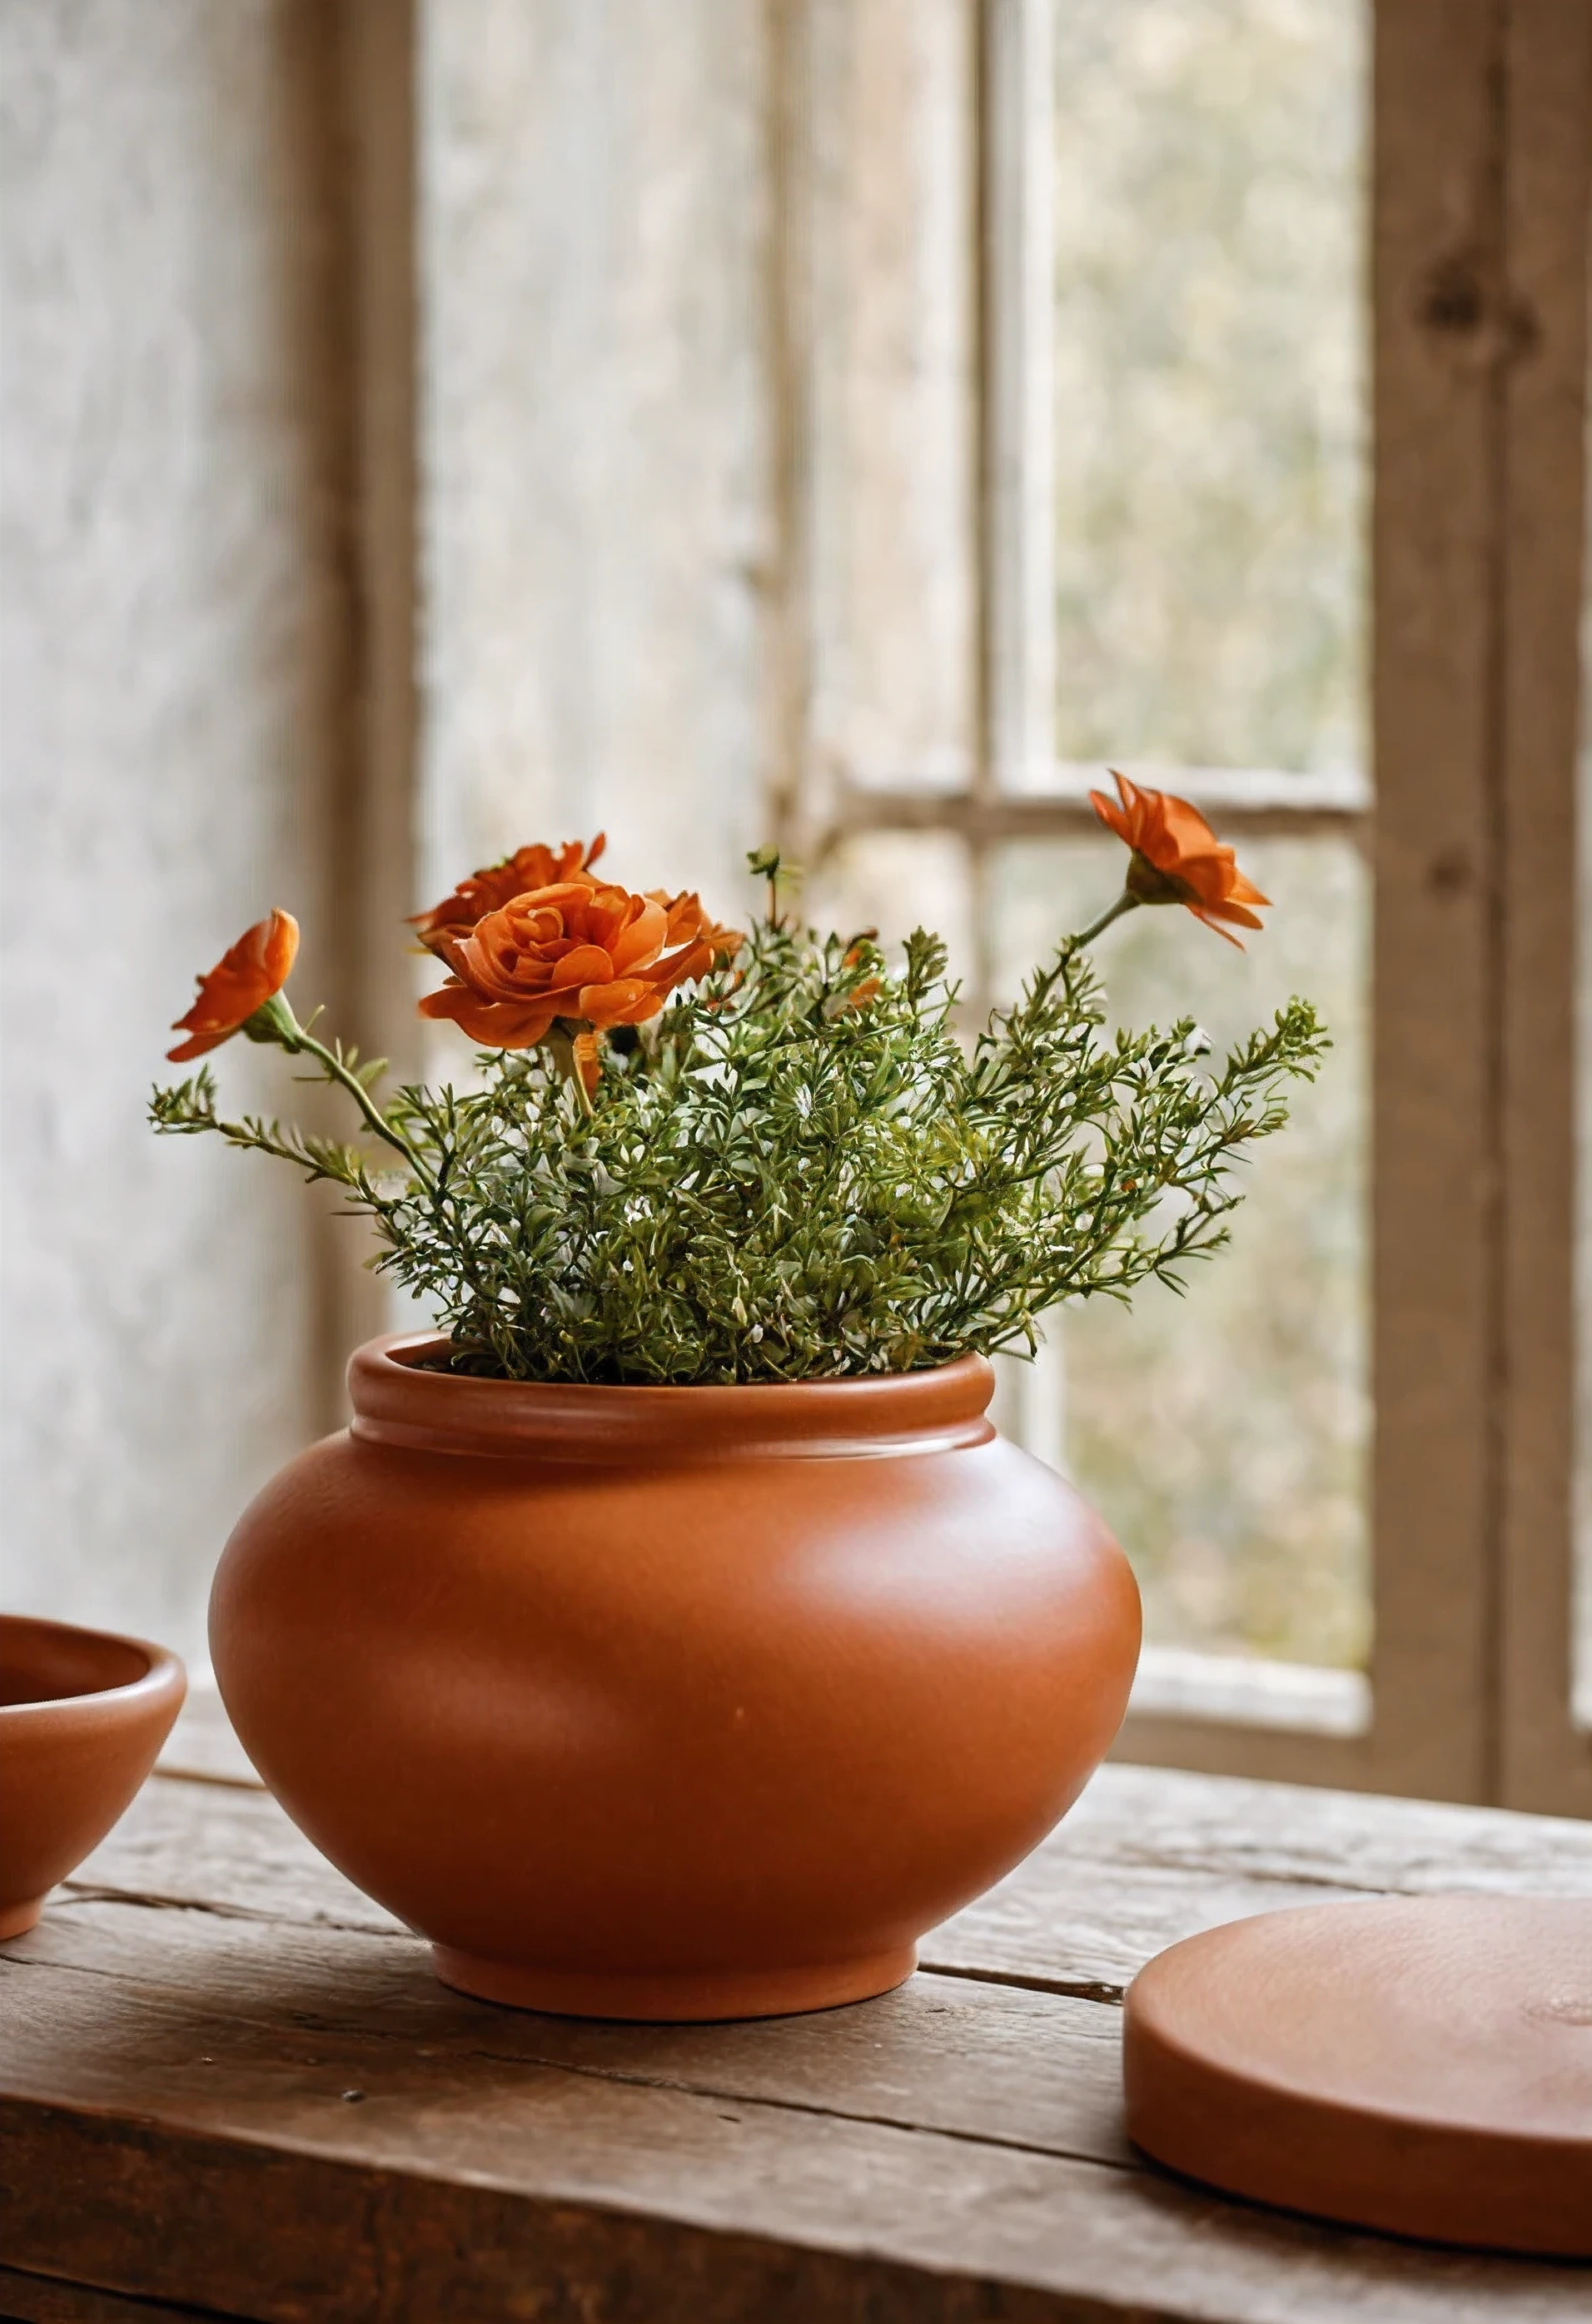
[1122,1894,1592,2255]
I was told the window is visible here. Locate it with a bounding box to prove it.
[7,0,1590,1812]
[776,0,1592,1808]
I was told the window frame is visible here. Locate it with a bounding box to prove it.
[771,0,1592,1810]
[340,0,1590,1811]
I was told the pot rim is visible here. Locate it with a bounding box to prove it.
[0,1611,187,1721]
[348,1333,997,1462]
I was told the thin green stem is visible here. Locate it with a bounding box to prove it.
[1067,889,1142,952]
[294,1026,435,1189]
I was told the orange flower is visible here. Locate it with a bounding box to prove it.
[1090,772,1270,946]
[411,834,606,951]
[168,910,300,1062]
[420,878,743,1052]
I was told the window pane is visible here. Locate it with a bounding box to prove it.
[1049,0,1367,776]
[805,830,976,994]
[422,2,769,903]
[806,0,978,790]
[992,834,1371,1669]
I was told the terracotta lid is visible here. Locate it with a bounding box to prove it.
[1123,1894,1592,2257]
[348,1333,996,1462]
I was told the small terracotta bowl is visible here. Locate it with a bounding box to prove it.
[0,1613,186,1938]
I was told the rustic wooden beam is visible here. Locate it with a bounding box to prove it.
[821,777,1370,856]
[0,2265,221,2324]
[1370,0,1509,1801]
[1496,0,1592,1816]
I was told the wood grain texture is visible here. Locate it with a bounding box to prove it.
[1371,0,1504,1804]
[1496,0,1592,1819]
[6,1767,1592,2321]
[3,1933,1585,2324]
[1371,0,1592,1823]
[5,1904,1134,2168]
[0,2266,216,2324]
[121,1745,1592,1994]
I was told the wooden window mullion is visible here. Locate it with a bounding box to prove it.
[775,0,1592,1810]
[1499,0,1592,1815]
[1368,0,1505,1802]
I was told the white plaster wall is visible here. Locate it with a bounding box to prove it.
[1,2,351,1664]
[0,0,984,1664]
[420,0,773,922]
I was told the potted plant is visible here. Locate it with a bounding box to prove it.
[152,777,1321,2021]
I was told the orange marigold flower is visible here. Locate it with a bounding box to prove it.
[168,910,300,1063]
[1089,771,1270,947]
[411,834,606,952]
[419,878,743,1050]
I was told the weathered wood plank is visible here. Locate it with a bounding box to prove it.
[106,1758,1592,1999]
[0,2265,226,2324]
[1058,1761,1592,1893]
[14,1768,1592,2321]
[6,1901,1132,2171]
[931,1762,1592,1989]
[2,1952,1583,2324]
[68,1777,401,1940]
[1371,0,1502,1802]
[1496,0,1592,1820]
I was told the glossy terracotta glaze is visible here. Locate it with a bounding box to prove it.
[0,1613,186,1937]
[211,1333,1142,2020]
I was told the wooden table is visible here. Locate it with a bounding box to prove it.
[3,1697,1591,2323]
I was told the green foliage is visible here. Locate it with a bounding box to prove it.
[150,1073,374,1193]
[150,897,1325,1384]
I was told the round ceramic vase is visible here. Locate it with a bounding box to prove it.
[211,1333,1141,2021]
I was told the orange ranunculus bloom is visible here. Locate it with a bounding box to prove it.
[411,834,607,951]
[419,879,743,1050]
[1089,771,1270,947]
[168,910,300,1063]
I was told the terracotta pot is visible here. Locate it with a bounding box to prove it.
[0,1613,187,1938]
[211,1333,1141,2020]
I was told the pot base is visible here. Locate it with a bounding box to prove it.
[0,1899,43,1940]
[432,1941,919,2023]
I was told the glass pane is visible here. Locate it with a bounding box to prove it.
[992,835,1371,1670]
[423,2,771,906]
[1048,0,1367,777]
[805,830,976,994]
[806,0,978,789]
